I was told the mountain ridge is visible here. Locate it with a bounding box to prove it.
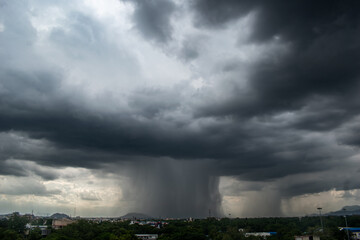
[326,205,360,216]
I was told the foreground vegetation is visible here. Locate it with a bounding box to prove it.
[1,213,359,240]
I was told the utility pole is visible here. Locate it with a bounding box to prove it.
[343,208,350,240]
[317,207,324,231]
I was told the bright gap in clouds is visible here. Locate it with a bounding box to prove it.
[0,160,124,217]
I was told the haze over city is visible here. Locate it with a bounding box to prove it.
[1,0,360,218]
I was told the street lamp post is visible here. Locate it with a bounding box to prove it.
[317,207,324,231]
[343,208,350,240]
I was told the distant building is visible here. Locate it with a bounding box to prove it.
[25,224,51,237]
[130,220,166,228]
[135,234,158,240]
[52,218,75,229]
[11,212,20,217]
[294,235,320,240]
[339,227,360,240]
[24,214,35,220]
[245,232,277,239]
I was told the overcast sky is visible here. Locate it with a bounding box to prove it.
[1,0,360,218]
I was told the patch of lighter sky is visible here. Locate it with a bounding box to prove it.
[0,167,124,217]
[84,0,133,25]
[29,0,192,114]
[282,189,360,216]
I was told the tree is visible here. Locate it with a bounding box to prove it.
[29,227,42,240]
[0,229,23,240]
[8,213,28,234]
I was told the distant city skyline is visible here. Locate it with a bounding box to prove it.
[3,204,360,219]
[1,0,360,218]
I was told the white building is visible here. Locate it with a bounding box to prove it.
[135,234,158,240]
[245,232,277,239]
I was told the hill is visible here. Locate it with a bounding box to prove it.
[51,213,70,219]
[327,205,360,216]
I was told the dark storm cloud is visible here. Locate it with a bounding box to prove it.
[0,67,251,164]
[278,170,360,198]
[192,0,256,28]
[124,0,176,43]
[31,167,59,181]
[0,104,245,162]
[0,69,62,112]
[178,38,200,61]
[128,87,181,118]
[1,0,360,216]
[214,122,352,182]
[221,181,265,196]
[0,159,59,180]
[194,0,360,122]
[0,69,356,199]
[0,161,28,177]
[288,97,354,131]
[188,0,360,204]
[193,0,360,43]
[336,119,360,148]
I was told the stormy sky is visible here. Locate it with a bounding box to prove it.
[1,0,360,218]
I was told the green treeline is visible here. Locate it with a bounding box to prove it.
[1,214,359,240]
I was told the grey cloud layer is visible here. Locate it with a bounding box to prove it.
[124,0,176,43]
[0,176,61,196]
[1,0,360,216]
[194,0,360,120]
